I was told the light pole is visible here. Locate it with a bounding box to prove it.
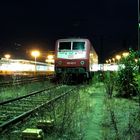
[31,50,40,75]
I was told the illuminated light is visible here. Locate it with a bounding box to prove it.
[106,60,109,64]
[0,63,35,71]
[90,53,93,57]
[47,65,54,71]
[135,59,138,63]
[4,54,11,59]
[112,58,115,63]
[90,64,100,71]
[116,55,121,61]
[108,59,111,63]
[122,52,129,57]
[80,61,85,65]
[31,50,40,74]
[31,50,40,57]
[45,59,54,63]
[47,55,54,60]
[46,55,54,64]
[112,58,115,61]
[104,64,119,71]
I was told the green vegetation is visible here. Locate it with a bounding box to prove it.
[1,50,140,140]
[101,49,140,139]
[115,49,139,98]
[0,80,53,101]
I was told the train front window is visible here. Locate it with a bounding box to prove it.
[73,42,85,50]
[59,42,71,50]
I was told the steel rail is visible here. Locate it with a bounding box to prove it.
[0,88,75,133]
[0,85,61,105]
[0,75,54,87]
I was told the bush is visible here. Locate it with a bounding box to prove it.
[104,71,117,98]
[115,49,139,98]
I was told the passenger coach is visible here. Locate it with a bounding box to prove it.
[55,38,98,80]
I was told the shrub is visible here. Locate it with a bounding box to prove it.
[104,71,117,98]
[115,49,139,98]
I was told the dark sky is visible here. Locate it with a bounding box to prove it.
[0,0,138,62]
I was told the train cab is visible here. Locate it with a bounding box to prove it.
[55,38,98,79]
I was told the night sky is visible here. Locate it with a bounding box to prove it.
[0,0,138,62]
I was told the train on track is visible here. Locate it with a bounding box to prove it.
[0,58,54,76]
[54,38,98,81]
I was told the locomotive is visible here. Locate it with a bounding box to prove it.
[54,38,98,81]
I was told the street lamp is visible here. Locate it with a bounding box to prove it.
[45,55,54,64]
[31,50,40,75]
[112,58,115,63]
[47,55,54,60]
[122,52,129,57]
[108,59,111,64]
[105,60,109,64]
[115,55,121,62]
[4,54,11,59]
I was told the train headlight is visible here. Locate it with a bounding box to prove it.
[80,61,85,65]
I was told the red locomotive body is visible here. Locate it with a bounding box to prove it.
[55,38,98,80]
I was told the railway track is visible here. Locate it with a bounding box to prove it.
[0,75,54,87]
[0,85,76,133]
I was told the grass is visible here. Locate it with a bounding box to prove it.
[68,81,140,140]
[0,76,140,139]
[0,80,53,101]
